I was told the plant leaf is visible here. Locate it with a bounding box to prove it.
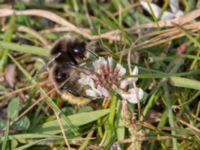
[31,109,110,134]
[13,116,30,131]
[169,77,200,90]
[8,97,20,120]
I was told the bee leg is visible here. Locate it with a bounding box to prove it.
[102,97,111,108]
[34,52,62,77]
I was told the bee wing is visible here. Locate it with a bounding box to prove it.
[62,63,92,75]
[52,64,97,100]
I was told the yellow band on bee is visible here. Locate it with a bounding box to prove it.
[61,92,90,106]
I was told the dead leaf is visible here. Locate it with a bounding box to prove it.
[5,64,16,88]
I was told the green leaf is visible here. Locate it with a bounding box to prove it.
[169,77,200,90]
[117,119,125,141]
[8,97,20,120]
[13,116,30,131]
[0,85,7,92]
[0,133,61,142]
[79,106,94,113]
[0,119,7,128]
[31,109,110,134]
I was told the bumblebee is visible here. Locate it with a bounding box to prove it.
[49,35,93,105]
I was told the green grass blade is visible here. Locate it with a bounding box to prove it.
[163,83,178,150]
[170,76,200,90]
[0,16,15,70]
[158,0,170,20]
[145,0,160,30]
[0,133,61,141]
[129,69,200,79]
[1,120,10,150]
[0,41,49,57]
[15,138,51,150]
[173,23,200,49]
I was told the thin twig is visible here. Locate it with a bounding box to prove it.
[127,44,141,119]
[54,111,71,150]
[0,81,47,100]
[127,7,200,31]
[40,27,90,34]
[113,2,140,17]
[0,8,120,41]
[17,25,49,47]
[1,8,200,41]
[178,119,200,133]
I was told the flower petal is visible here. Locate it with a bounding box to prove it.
[97,85,109,97]
[120,77,138,89]
[108,57,113,68]
[116,63,126,76]
[140,1,161,18]
[120,79,129,89]
[174,10,184,18]
[130,66,139,81]
[78,73,91,85]
[131,66,138,75]
[120,88,144,104]
[161,11,175,21]
[170,0,180,13]
[140,1,183,21]
[93,57,107,73]
[86,89,98,97]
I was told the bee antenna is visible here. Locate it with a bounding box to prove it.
[48,52,61,66]
[88,49,98,58]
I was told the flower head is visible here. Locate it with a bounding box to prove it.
[140,0,184,21]
[78,57,144,103]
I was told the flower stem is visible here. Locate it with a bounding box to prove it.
[102,94,117,148]
[97,119,103,138]
[109,94,117,128]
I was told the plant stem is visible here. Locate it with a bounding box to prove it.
[103,94,117,148]
[1,120,9,150]
[163,83,178,150]
[109,94,117,128]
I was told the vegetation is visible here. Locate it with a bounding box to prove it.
[0,0,199,149]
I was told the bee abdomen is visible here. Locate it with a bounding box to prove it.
[61,92,90,106]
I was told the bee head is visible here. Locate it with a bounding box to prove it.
[68,39,86,63]
[50,36,87,65]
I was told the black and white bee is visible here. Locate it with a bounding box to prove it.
[49,35,94,105]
